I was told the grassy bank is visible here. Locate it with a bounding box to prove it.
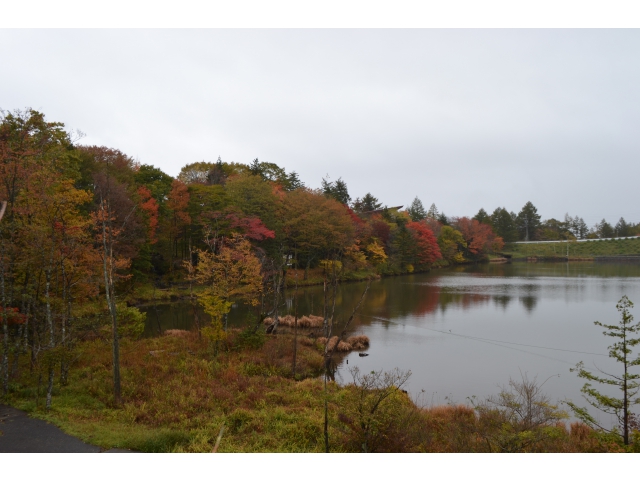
[3,327,632,452]
[504,237,640,259]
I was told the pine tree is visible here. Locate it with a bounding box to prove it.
[615,217,631,238]
[321,175,351,205]
[427,203,439,219]
[516,201,541,241]
[407,196,427,221]
[473,208,491,225]
[491,207,518,242]
[567,296,640,445]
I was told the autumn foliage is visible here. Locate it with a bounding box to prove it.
[454,217,504,256]
[137,185,159,244]
[0,108,506,415]
[406,221,442,266]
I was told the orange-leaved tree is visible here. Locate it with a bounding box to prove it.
[454,217,504,260]
[137,185,159,245]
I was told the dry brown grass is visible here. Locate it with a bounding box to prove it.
[299,337,315,347]
[7,324,623,453]
[164,329,192,337]
[263,315,324,329]
[317,336,352,352]
[346,335,369,350]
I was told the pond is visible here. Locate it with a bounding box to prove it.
[142,262,640,426]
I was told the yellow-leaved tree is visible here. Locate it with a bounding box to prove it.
[193,233,262,352]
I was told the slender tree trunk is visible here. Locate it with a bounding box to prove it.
[269,262,283,334]
[60,263,68,385]
[44,266,55,410]
[324,372,329,452]
[322,278,328,337]
[0,239,8,397]
[187,242,200,339]
[292,253,299,377]
[45,364,54,410]
[623,337,629,445]
[100,199,122,406]
[323,269,330,452]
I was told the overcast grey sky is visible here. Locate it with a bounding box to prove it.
[2,29,639,226]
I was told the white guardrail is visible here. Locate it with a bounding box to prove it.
[513,236,640,244]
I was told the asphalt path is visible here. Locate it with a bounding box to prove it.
[0,404,133,453]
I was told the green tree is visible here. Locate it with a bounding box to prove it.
[615,217,631,238]
[436,212,449,226]
[407,196,427,222]
[596,219,615,239]
[390,220,417,272]
[225,174,280,232]
[207,157,228,186]
[539,218,573,241]
[473,208,491,225]
[321,176,351,205]
[438,226,466,264]
[285,171,304,191]
[248,158,302,191]
[491,207,518,243]
[516,201,541,241]
[426,203,439,219]
[134,164,173,206]
[574,216,589,239]
[353,193,382,213]
[567,296,640,446]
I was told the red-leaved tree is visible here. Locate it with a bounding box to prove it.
[407,221,442,266]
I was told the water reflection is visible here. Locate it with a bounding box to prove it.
[493,295,512,310]
[141,262,640,425]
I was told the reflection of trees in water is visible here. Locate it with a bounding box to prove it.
[517,282,540,313]
[492,295,512,310]
[519,295,538,312]
[415,286,441,316]
[143,264,638,336]
[141,302,208,336]
[437,291,492,313]
[274,278,445,330]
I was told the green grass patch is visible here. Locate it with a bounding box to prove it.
[504,237,640,259]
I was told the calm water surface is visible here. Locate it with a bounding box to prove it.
[143,262,640,424]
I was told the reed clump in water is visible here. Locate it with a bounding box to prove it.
[317,336,365,352]
[263,314,324,329]
[346,335,369,350]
